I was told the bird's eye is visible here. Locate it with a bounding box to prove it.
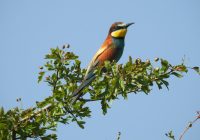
[116,26,122,30]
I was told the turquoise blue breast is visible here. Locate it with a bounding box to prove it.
[112,38,125,48]
[112,38,125,62]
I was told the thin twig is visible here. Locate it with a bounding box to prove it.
[179,111,200,140]
[20,104,52,122]
[12,130,16,140]
[79,98,102,102]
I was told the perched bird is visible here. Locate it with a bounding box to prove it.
[72,22,134,103]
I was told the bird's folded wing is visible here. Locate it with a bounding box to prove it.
[73,59,99,97]
[72,47,109,97]
[84,46,109,80]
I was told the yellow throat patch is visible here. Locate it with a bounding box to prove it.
[111,29,127,38]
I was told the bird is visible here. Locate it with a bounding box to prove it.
[72,22,134,103]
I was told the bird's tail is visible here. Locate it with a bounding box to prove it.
[71,60,99,104]
[71,75,96,104]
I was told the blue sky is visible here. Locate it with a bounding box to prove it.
[0,0,200,139]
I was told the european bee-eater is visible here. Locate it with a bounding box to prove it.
[72,22,134,103]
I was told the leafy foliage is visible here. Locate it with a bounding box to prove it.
[166,130,175,140]
[0,46,199,139]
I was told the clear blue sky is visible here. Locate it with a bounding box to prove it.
[0,0,200,140]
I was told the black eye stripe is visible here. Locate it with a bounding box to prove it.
[114,26,125,31]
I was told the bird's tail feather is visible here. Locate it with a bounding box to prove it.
[71,60,99,104]
[71,75,96,104]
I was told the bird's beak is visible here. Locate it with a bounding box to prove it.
[126,22,134,28]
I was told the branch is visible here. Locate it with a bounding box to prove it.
[20,65,60,123]
[3,46,198,139]
[80,98,103,102]
[12,130,16,140]
[179,111,200,140]
[20,104,52,122]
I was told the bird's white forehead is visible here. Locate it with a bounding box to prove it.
[117,23,126,27]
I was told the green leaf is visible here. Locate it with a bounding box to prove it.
[141,86,150,94]
[0,123,7,129]
[41,134,57,140]
[156,80,162,89]
[38,71,45,83]
[45,62,54,71]
[161,79,169,90]
[193,67,200,75]
[119,78,125,91]
[104,61,111,70]
[165,130,175,140]
[171,72,183,78]
[161,59,169,72]
[128,56,133,64]
[0,107,4,115]
[77,121,85,129]
[101,99,109,115]
[52,73,57,81]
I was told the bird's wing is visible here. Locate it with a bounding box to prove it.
[84,46,109,80]
[72,46,109,98]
